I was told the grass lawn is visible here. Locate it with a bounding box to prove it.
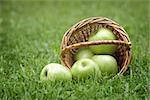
[0,0,149,99]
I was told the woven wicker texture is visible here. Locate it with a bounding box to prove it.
[60,17,131,74]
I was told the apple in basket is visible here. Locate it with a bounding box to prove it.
[92,55,118,76]
[74,48,94,61]
[89,28,117,54]
[40,63,72,81]
[71,58,101,79]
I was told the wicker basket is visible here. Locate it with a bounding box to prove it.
[60,17,131,74]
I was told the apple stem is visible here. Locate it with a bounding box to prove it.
[45,71,48,77]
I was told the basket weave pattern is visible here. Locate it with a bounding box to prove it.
[60,17,131,74]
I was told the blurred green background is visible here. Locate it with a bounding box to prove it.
[0,0,149,99]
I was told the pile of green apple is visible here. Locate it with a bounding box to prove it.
[40,28,118,81]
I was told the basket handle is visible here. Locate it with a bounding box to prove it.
[62,40,131,54]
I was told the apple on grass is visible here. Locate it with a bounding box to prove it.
[71,58,101,79]
[92,55,118,76]
[74,48,94,61]
[89,28,117,54]
[40,63,72,81]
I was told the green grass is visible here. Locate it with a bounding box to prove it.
[0,0,149,99]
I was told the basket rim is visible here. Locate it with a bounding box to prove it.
[61,17,131,50]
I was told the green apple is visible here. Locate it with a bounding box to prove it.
[89,28,117,54]
[75,48,94,61]
[92,55,118,76]
[40,63,72,81]
[71,58,101,79]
